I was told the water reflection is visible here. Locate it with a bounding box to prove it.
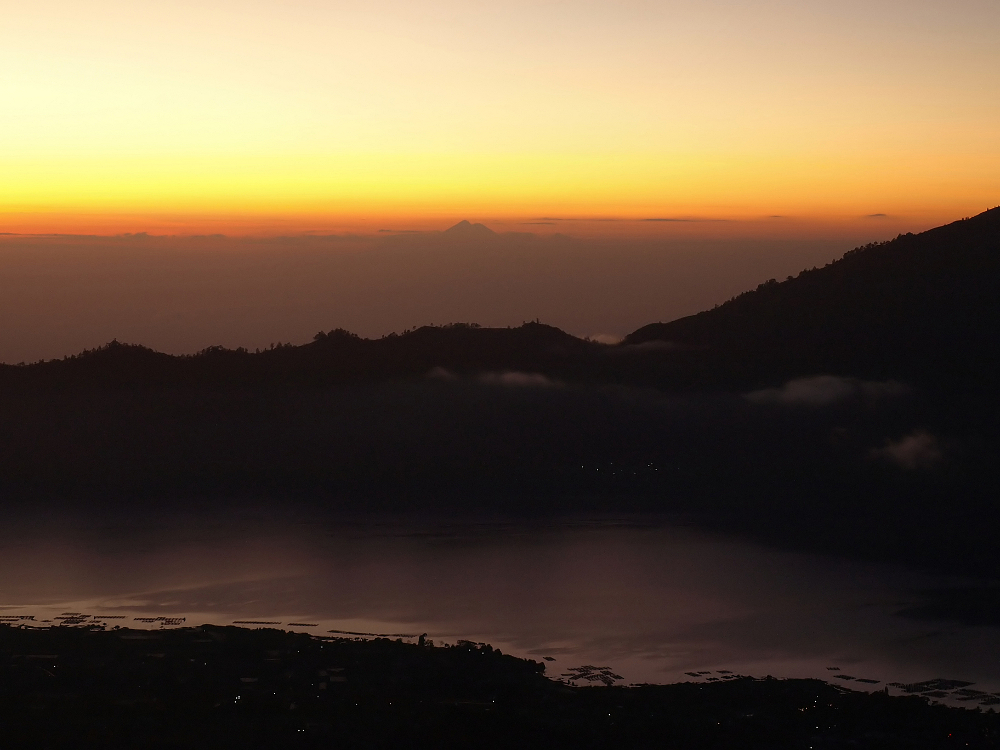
[0,508,997,693]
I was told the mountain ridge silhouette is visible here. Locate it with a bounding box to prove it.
[625,206,1000,387]
[3,211,1000,577]
[442,219,498,238]
[1,208,998,391]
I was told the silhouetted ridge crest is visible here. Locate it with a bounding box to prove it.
[0,322,598,388]
[623,207,1000,386]
[1,210,997,390]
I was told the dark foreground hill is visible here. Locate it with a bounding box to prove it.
[1,211,999,577]
[1,624,996,749]
[626,207,1000,389]
[0,322,597,389]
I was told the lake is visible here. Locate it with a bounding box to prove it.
[1,506,997,700]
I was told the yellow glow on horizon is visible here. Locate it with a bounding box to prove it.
[2,0,998,235]
[3,149,995,234]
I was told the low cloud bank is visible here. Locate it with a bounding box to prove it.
[0,232,853,363]
[589,334,622,345]
[426,367,458,381]
[478,371,558,388]
[425,369,558,387]
[746,376,912,407]
[870,430,943,470]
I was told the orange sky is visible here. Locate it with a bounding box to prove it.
[2,0,998,236]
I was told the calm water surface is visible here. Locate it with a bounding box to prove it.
[1,508,997,697]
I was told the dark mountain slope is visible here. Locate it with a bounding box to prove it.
[3,215,1000,575]
[4,208,998,392]
[0,322,595,389]
[625,207,1000,388]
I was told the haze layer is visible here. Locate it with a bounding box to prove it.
[0,228,861,363]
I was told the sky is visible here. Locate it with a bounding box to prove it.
[3,0,998,235]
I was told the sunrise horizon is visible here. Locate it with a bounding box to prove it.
[5,0,998,239]
[6,1,1000,744]
[1,208,990,240]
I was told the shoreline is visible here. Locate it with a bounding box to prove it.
[2,623,998,748]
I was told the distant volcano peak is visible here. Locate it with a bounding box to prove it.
[443,220,498,237]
